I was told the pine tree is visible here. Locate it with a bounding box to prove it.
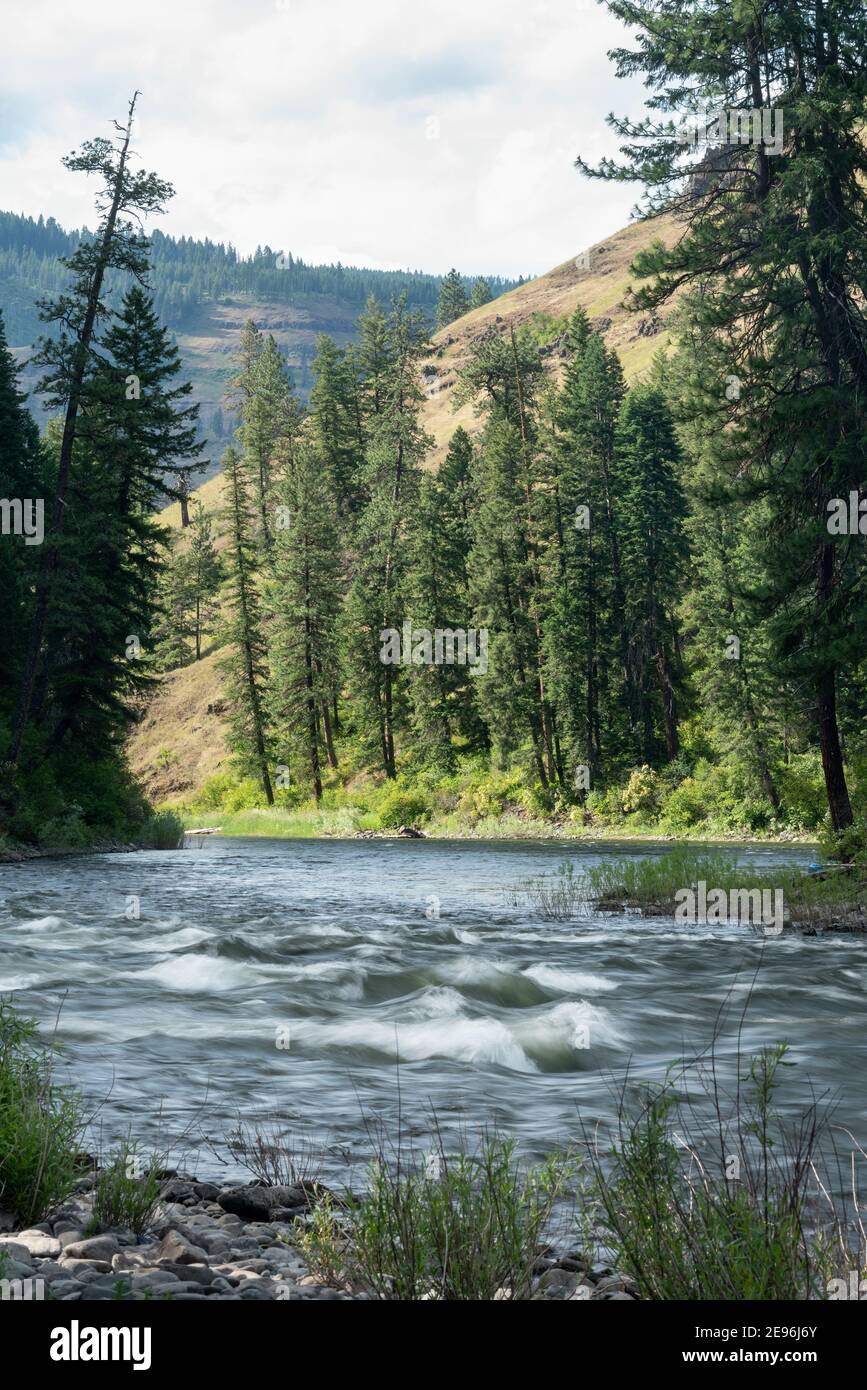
[0,311,43,715]
[457,328,554,786]
[614,385,688,762]
[6,93,174,770]
[185,499,222,660]
[309,333,363,516]
[578,0,867,830]
[436,269,470,328]
[36,285,202,755]
[266,441,343,802]
[239,333,300,552]
[470,277,493,310]
[154,536,196,670]
[345,296,432,777]
[219,446,274,804]
[553,322,630,778]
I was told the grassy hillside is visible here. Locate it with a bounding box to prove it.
[132,210,681,804]
[2,210,519,481]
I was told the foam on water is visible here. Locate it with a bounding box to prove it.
[523,964,617,994]
[0,834,853,1184]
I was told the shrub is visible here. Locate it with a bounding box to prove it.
[585,1041,855,1300]
[621,765,662,816]
[137,810,185,849]
[778,753,829,830]
[0,1002,85,1226]
[375,785,431,830]
[457,768,526,823]
[584,783,626,823]
[658,773,709,830]
[299,1129,573,1300]
[41,803,90,848]
[818,817,867,866]
[91,1137,167,1235]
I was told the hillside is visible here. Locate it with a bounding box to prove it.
[1,210,518,480]
[132,209,681,803]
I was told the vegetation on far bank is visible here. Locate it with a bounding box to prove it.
[163,746,850,845]
[516,845,867,931]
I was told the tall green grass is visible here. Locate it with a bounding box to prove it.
[584,1040,861,1300]
[298,1128,575,1301]
[518,846,866,927]
[137,810,185,849]
[0,1002,85,1226]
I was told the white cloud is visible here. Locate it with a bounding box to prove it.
[0,0,647,277]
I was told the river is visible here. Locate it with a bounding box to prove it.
[1,835,864,1185]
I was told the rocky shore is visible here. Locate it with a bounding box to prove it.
[0,838,139,865]
[0,1174,636,1302]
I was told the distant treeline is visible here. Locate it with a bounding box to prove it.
[0,210,522,346]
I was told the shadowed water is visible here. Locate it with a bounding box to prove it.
[1,836,864,1183]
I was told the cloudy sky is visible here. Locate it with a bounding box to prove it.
[0,0,649,279]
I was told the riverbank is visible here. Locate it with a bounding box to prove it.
[0,838,140,865]
[0,1174,629,1302]
[2,844,863,1302]
[177,803,819,846]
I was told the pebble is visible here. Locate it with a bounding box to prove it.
[1,1175,636,1302]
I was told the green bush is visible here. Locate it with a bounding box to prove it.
[587,1043,848,1300]
[778,753,829,830]
[299,1132,573,1300]
[137,810,185,849]
[0,1002,85,1226]
[818,817,867,865]
[41,803,90,848]
[658,774,707,829]
[621,765,662,816]
[91,1137,167,1235]
[457,768,526,822]
[584,783,626,823]
[374,784,431,829]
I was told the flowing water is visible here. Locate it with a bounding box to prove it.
[1,836,864,1183]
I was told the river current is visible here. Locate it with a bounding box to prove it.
[1,836,864,1183]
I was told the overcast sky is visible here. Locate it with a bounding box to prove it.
[0,0,649,279]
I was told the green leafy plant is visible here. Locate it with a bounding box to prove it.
[300,1124,574,1300]
[91,1136,167,1235]
[137,810,185,849]
[0,1001,85,1226]
[585,1038,859,1300]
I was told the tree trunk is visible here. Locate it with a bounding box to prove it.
[320,695,338,769]
[304,600,322,804]
[816,666,853,832]
[816,544,853,831]
[655,645,679,759]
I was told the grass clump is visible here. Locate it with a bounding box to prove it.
[90,1136,167,1235]
[137,809,185,849]
[225,1117,322,1187]
[0,1001,85,1227]
[584,1038,862,1300]
[298,1127,573,1300]
[518,846,867,929]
